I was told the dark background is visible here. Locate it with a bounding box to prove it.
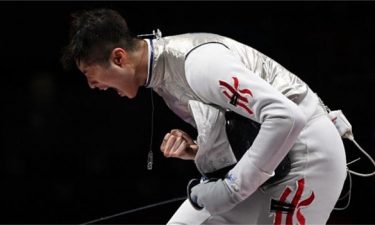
[1,1,374,224]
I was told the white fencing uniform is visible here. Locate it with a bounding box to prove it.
[145,33,347,225]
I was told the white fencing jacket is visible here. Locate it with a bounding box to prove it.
[145,33,319,202]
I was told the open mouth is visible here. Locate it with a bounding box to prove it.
[97,86,125,97]
[97,86,108,91]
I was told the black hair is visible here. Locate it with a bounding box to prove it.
[61,8,138,70]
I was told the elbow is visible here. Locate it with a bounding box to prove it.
[270,103,307,136]
[287,104,307,136]
[260,99,308,137]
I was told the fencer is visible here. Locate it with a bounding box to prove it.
[62,9,347,224]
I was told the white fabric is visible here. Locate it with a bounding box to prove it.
[188,100,237,174]
[185,43,307,202]
[168,101,347,225]
[167,42,346,224]
[148,33,308,127]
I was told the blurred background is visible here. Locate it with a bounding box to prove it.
[1,1,374,224]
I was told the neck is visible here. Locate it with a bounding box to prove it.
[133,39,149,87]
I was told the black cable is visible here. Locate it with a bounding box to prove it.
[79,196,186,225]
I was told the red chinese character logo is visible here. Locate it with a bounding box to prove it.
[271,178,315,225]
[219,77,253,115]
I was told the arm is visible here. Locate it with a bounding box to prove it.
[186,43,307,214]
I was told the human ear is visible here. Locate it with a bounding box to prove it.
[111,48,127,66]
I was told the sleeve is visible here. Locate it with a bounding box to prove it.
[185,43,307,202]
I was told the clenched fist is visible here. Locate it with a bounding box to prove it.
[160,129,198,160]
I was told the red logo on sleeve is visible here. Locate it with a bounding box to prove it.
[219,76,253,115]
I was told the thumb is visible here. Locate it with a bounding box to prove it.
[189,144,199,151]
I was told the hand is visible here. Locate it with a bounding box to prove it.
[187,178,204,210]
[190,178,237,215]
[160,129,198,160]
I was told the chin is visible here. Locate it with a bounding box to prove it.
[127,90,138,99]
[127,91,137,99]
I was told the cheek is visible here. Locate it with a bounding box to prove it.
[102,69,121,85]
[106,67,138,95]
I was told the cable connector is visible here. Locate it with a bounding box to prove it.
[328,110,354,140]
[328,109,375,177]
[137,29,162,39]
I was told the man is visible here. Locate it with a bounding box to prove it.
[62,8,347,224]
